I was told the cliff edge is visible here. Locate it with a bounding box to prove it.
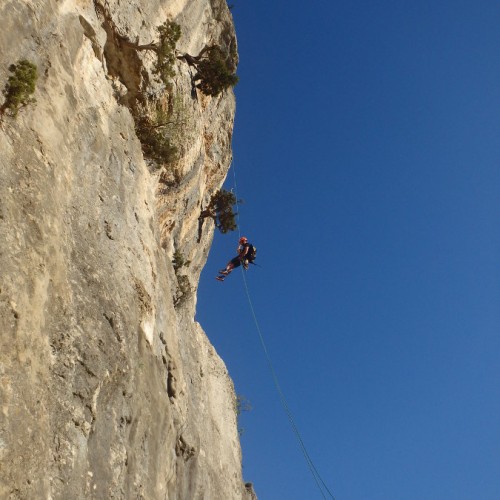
[0,0,256,498]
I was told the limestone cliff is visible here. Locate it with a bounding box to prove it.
[0,0,256,498]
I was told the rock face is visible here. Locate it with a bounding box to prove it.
[0,0,255,498]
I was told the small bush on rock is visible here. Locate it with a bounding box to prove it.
[174,275,192,306]
[153,20,182,86]
[1,60,38,117]
[136,114,179,167]
[172,249,191,271]
[179,45,238,97]
[200,189,239,233]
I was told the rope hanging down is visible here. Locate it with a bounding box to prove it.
[231,163,336,500]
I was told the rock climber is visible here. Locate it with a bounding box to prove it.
[216,236,256,281]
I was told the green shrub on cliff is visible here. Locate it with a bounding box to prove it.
[174,274,192,306]
[172,249,191,271]
[192,46,239,96]
[200,189,238,233]
[179,45,238,97]
[1,60,38,117]
[136,114,179,167]
[128,19,181,88]
[135,94,191,170]
[152,20,181,86]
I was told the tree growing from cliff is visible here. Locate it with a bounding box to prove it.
[135,93,192,170]
[172,249,191,272]
[179,45,238,97]
[153,21,182,83]
[136,113,178,166]
[0,60,38,117]
[124,22,184,167]
[125,20,181,87]
[200,189,239,233]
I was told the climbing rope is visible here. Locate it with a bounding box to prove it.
[231,163,336,500]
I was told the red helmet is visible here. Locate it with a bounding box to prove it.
[239,236,248,244]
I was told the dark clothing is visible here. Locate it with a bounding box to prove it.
[240,242,254,260]
[230,255,242,268]
[217,240,255,281]
[228,243,253,269]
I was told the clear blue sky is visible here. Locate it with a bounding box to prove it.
[196,1,500,498]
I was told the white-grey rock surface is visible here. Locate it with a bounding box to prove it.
[0,0,256,498]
